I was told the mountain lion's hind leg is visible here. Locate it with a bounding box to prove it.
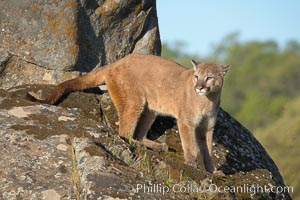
[106,81,144,139]
[134,108,168,152]
[117,104,144,139]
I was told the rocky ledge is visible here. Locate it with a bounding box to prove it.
[0,84,292,200]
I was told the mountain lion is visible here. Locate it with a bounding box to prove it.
[28,54,229,174]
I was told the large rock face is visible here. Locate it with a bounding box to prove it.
[0,0,160,72]
[75,0,161,72]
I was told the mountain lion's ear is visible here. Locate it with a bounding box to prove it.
[191,60,198,71]
[219,65,230,76]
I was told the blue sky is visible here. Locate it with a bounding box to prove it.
[156,0,300,56]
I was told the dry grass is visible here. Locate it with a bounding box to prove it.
[70,139,81,200]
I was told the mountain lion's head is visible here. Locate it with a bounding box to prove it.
[191,60,230,96]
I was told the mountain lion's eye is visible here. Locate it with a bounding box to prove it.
[194,75,199,81]
[205,77,214,81]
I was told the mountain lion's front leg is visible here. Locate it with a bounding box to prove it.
[206,128,225,176]
[203,128,215,172]
[177,121,198,167]
[195,122,218,174]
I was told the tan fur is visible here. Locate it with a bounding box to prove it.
[28,54,230,174]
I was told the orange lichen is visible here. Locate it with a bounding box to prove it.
[59,10,67,19]
[67,45,79,57]
[39,0,78,59]
[63,22,76,40]
[135,4,142,13]
[95,7,102,16]
[52,0,59,7]
[43,11,56,21]
[31,4,39,12]
[61,0,77,10]
[63,21,78,56]
[46,17,62,38]
[43,1,78,41]
[95,0,118,16]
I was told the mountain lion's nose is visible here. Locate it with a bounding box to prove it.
[196,86,204,93]
[196,86,204,90]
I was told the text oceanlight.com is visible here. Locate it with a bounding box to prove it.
[136,182,293,197]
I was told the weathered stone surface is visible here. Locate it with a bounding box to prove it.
[0,0,160,72]
[0,0,78,70]
[0,48,11,74]
[72,137,184,200]
[0,115,76,199]
[0,85,292,199]
[0,85,101,199]
[0,57,80,89]
[76,0,161,72]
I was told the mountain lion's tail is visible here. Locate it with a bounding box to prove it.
[28,66,109,105]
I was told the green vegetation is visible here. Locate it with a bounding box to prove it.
[256,97,300,199]
[161,34,300,200]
